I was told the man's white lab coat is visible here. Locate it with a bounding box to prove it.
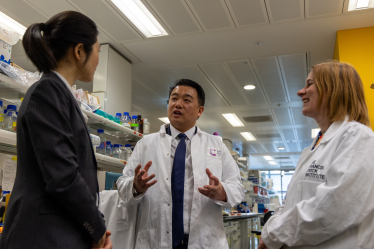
[262,117,374,249]
[99,190,138,249]
[117,124,244,249]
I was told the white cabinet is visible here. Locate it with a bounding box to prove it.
[92,44,132,115]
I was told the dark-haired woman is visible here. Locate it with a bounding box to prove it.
[0,11,112,249]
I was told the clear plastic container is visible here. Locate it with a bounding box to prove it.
[113,144,120,159]
[124,144,132,161]
[105,141,112,157]
[116,113,122,121]
[0,100,3,129]
[131,115,139,131]
[119,145,124,160]
[121,112,131,129]
[96,129,106,155]
[4,105,16,132]
[143,118,150,135]
[2,109,7,129]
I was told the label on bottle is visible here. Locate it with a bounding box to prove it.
[0,116,3,122]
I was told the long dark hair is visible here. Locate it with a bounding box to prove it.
[23,11,98,74]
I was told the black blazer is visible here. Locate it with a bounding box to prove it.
[0,73,106,249]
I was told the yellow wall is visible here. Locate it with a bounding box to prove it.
[334,26,374,130]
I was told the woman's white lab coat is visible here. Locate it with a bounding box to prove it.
[117,124,244,249]
[262,117,374,249]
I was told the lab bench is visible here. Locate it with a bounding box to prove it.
[223,213,262,249]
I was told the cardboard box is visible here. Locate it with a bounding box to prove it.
[85,91,100,105]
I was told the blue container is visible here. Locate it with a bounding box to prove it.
[105,172,123,190]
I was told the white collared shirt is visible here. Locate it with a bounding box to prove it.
[52,71,88,123]
[52,71,76,99]
[169,124,196,235]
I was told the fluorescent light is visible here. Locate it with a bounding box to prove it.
[240,132,256,141]
[159,117,170,123]
[311,128,321,138]
[0,11,26,36]
[111,0,168,38]
[357,0,370,8]
[244,85,255,90]
[222,113,244,127]
[268,161,277,165]
[263,156,273,161]
[238,157,247,161]
[278,147,285,150]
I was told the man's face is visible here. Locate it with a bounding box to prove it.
[167,85,204,132]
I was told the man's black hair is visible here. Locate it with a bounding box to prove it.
[168,79,205,107]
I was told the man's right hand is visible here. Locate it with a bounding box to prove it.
[133,161,157,195]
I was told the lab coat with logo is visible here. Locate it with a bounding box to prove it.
[117,124,244,249]
[262,117,374,249]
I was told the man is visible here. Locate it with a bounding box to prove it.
[117,79,244,249]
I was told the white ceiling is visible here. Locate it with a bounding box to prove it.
[3,0,374,170]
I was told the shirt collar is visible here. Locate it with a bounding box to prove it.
[319,115,350,144]
[169,124,196,140]
[52,71,76,99]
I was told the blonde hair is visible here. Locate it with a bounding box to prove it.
[312,61,370,127]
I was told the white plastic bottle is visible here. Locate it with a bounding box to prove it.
[143,118,150,135]
[96,129,106,155]
[113,144,120,159]
[106,141,112,157]
[121,112,131,128]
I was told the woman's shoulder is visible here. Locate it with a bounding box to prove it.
[341,120,374,139]
[28,73,70,97]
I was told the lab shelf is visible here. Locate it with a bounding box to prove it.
[248,193,270,199]
[0,73,28,101]
[0,129,127,168]
[237,162,246,169]
[0,129,16,154]
[252,184,276,194]
[82,109,142,142]
[95,153,127,169]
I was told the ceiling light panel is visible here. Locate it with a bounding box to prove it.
[240,132,256,141]
[244,85,256,90]
[268,161,277,165]
[111,0,168,38]
[0,11,26,36]
[357,0,370,8]
[263,156,273,161]
[222,113,244,127]
[159,117,170,123]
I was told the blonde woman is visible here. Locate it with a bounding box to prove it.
[259,62,374,249]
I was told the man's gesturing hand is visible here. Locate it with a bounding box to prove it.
[198,168,227,201]
[133,161,157,195]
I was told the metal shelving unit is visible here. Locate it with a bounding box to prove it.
[0,74,130,168]
[82,109,142,143]
[0,73,27,101]
[0,129,17,155]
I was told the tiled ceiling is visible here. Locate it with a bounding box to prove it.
[5,0,374,170]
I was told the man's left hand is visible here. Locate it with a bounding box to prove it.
[198,168,227,201]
